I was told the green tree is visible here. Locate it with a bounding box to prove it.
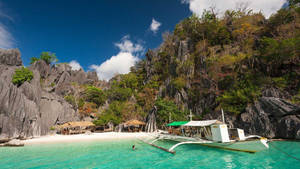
[40,52,58,64]
[93,101,123,125]
[217,74,262,115]
[64,95,77,108]
[30,57,40,64]
[289,0,300,6]
[12,67,34,87]
[83,86,106,108]
[107,86,133,101]
[171,77,186,90]
[155,98,187,127]
[119,73,139,90]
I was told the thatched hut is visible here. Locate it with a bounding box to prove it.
[94,121,114,132]
[58,121,95,135]
[123,120,146,132]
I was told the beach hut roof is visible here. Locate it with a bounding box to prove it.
[125,120,146,126]
[183,120,223,127]
[166,121,189,127]
[59,121,95,128]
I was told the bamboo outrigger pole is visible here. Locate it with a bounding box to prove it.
[221,109,225,123]
[139,139,176,154]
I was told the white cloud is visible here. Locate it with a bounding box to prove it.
[0,24,13,48]
[0,3,14,49]
[90,36,143,81]
[115,35,144,53]
[150,18,161,33]
[182,0,286,18]
[69,60,82,71]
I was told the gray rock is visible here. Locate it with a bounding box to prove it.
[0,49,80,140]
[177,40,190,61]
[87,71,98,81]
[277,115,300,139]
[297,130,300,139]
[19,70,42,104]
[3,139,24,146]
[262,87,291,99]
[239,101,276,138]
[0,80,41,139]
[30,60,51,78]
[0,49,22,66]
[39,92,79,135]
[70,69,87,84]
[258,97,300,117]
[237,97,300,139]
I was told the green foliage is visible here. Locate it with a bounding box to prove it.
[258,36,300,74]
[289,0,300,6]
[171,77,186,90]
[84,86,106,107]
[155,98,187,127]
[78,98,85,109]
[136,87,157,112]
[30,57,40,64]
[93,6,299,127]
[12,67,34,87]
[174,14,202,42]
[144,75,160,89]
[64,95,77,108]
[93,113,120,126]
[50,82,55,87]
[107,85,133,102]
[268,8,295,28]
[119,73,139,90]
[30,51,58,65]
[50,126,56,131]
[93,101,123,125]
[217,74,262,115]
[272,77,288,89]
[291,89,300,105]
[40,52,58,64]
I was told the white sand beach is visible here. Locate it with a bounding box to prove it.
[23,132,154,145]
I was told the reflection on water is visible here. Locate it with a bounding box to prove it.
[0,140,299,169]
[223,154,235,169]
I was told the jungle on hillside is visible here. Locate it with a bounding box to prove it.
[20,2,299,130]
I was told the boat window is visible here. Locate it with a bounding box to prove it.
[228,128,238,140]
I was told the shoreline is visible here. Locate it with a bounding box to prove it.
[22,132,153,145]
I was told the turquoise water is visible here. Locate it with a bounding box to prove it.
[0,140,300,169]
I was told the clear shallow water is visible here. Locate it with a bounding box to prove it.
[0,140,300,169]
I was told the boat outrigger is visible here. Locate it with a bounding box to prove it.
[142,119,269,154]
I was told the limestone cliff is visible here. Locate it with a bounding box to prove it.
[0,49,100,140]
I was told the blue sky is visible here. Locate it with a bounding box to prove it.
[0,0,287,80]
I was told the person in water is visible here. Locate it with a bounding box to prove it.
[132,145,135,150]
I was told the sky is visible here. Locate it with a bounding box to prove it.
[0,0,287,81]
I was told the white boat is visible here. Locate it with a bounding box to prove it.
[144,120,269,154]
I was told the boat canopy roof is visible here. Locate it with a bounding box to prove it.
[166,121,189,126]
[183,120,223,127]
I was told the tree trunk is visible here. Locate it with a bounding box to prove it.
[145,106,158,132]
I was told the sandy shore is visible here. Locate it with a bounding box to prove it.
[23,132,154,145]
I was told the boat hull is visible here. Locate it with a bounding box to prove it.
[200,140,268,153]
[155,134,268,153]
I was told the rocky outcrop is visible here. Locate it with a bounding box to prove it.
[0,49,81,140]
[32,62,99,96]
[39,92,78,135]
[30,60,51,78]
[145,106,158,132]
[0,139,24,147]
[0,49,22,66]
[203,97,300,139]
[237,97,300,139]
